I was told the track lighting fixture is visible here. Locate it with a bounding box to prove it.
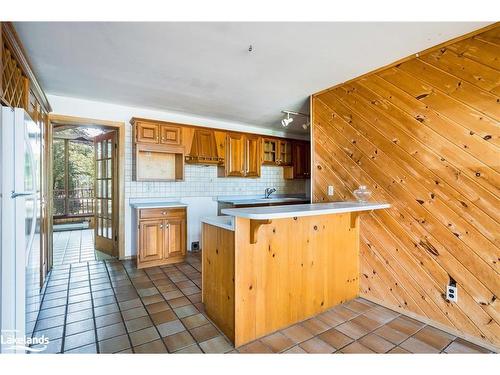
[281,110,310,128]
[281,113,293,127]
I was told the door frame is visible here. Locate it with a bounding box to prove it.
[47,114,126,264]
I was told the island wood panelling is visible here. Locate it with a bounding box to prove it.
[311,24,500,348]
[203,213,360,347]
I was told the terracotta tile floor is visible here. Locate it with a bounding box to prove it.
[31,252,494,354]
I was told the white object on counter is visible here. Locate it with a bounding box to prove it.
[201,216,235,231]
[221,201,390,220]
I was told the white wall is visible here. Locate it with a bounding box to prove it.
[48,95,309,257]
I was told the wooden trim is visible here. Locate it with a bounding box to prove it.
[50,114,123,128]
[312,22,499,98]
[2,22,51,112]
[48,114,126,260]
[130,116,303,142]
[249,219,272,244]
[362,295,499,353]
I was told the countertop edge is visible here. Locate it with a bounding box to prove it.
[221,203,391,220]
[130,202,188,209]
[201,216,235,231]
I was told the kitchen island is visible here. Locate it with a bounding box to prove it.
[201,201,390,347]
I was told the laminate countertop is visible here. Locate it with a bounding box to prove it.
[216,195,309,205]
[201,216,235,231]
[221,201,390,220]
[129,201,187,209]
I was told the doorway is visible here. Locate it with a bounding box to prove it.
[47,115,125,268]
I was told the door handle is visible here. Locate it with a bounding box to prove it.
[11,191,35,199]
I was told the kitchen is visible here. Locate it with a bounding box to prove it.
[0,16,498,363]
[127,116,312,269]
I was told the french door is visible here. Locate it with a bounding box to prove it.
[94,131,117,256]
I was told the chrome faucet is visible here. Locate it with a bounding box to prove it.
[264,187,277,199]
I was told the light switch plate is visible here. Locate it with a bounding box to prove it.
[328,186,334,196]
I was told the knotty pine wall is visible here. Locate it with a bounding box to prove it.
[311,24,499,347]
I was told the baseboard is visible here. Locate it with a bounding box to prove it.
[361,295,499,353]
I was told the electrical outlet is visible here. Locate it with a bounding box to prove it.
[446,284,458,302]
[327,186,334,196]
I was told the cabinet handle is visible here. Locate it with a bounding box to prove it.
[160,224,164,229]
[162,211,166,215]
[166,224,169,228]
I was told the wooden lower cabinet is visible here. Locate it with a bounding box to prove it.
[139,220,164,263]
[164,218,186,258]
[136,207,187,269]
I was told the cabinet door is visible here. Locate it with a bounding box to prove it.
[136,122,159,143]
[262,138,278,165]
[292,141,310,179]
[138,220,164,263]
[303,142,311,177]
[160,124,182,145]
[278,140,292,166]
[164,218,186,258]
[245,135,261,177]
[225,133,245,177]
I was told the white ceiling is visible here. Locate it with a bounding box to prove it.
[15,22,489,134]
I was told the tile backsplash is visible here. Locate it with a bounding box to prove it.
[125,164,307,197]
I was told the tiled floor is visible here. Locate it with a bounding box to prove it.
[53,229,111,266]
[31,253,494,354]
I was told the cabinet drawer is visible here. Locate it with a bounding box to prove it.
[139,207,186,219]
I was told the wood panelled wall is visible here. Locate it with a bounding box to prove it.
[311,24,500,348]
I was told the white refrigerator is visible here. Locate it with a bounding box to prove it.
[0,106,42,353]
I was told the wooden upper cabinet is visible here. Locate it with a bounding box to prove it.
[225,133,246,177]
[278,140,292,166]
[292,141,311,179]
[262,138,278,165]
[223,133,261,177]
[245,134,261,177]
[136,121,159,143]
[138,220,164,263]
[164,218,186,259]
[160,124,182,145]
[214,131,226,161]
[262,138,291,166]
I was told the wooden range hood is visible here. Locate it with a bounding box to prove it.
[185,128,224,165]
